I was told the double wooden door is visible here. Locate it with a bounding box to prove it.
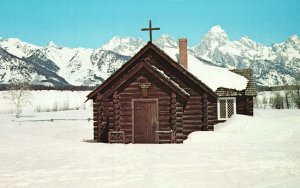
[133,99,158,143]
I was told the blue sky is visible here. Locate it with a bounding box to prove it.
[0,0,299,48]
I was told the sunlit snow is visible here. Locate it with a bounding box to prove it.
[0,91,299,187]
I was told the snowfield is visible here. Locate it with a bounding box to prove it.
[0,92,300,187]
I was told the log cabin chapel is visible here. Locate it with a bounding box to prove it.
[86,21,256,144]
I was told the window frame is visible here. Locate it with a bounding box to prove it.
[217,97,236,120]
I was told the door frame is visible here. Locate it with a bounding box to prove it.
[131,98,159,143]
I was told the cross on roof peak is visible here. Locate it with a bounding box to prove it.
[141,20,160,43]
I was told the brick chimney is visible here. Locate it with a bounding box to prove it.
[178,38,188,69]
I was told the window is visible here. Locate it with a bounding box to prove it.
[217,97,236,120]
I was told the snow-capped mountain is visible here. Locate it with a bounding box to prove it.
[0,39,130,87]
[0,26,299,87]
[101,36,145,57]
[191,25,300,86]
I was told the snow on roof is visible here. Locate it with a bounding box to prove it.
[187,55,248,91]
[151,65,190,96]
[162,47,248,91]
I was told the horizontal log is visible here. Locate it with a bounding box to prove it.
[208,120,216,124]
[119,97,132,101]
[159,112,171,116]
[158,116,170,121]
[208,116,216,121]
[183,110,201,115]
[120,107,132,112]
[120,116,132,121]
[176,106,183,110]
[147,93,169,97]
[176,113,183,117]
[183,119,202,125]
[120,122,132,129]
[183,128,201,134]
[183,115,202,120]
[176,120,183,124]
[185,105,202,110]
[159,106,171,111]
[158,122,171,126]
[120,102,131,106]
[119,94,140,98]
[188,102,202,106]
[158,101,171,106]
[189,96,202,100]
[159,97,171,100]
[122,88,139,92]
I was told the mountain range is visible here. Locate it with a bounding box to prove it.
[0,25,299,87]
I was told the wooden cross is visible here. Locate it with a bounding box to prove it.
[141,20,160,42]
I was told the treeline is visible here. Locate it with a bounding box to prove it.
[255,85,300,109]
[257,85,300,92]
[0,84,96,91]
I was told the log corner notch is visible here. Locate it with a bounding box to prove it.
[109,91,125,144]
[94,94,104,142]
[113,92,120,131]
[201,92,208,131]
[170,92,177,143]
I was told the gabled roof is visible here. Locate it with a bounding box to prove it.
[102,60,190,100]
[87,42,217,99]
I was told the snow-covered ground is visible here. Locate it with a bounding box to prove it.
[0,91,300,187]
[0,90,93,114]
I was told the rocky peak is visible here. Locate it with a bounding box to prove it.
[101,36,145,56]
[154,34,178,49]
[47,41,57,48]
[237,36,261,50]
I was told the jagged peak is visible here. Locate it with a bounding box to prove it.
[101,36,145,56]
[154,34,177,48]
[209,25,226,34]
[47,41,57,47]
[196,25,229,45]
[157,34,174,40]
[287,35,300,43]
[239,36,257,44]
[108,36,143,44]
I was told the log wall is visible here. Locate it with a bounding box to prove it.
[236,96,254,116]
[148,56,217,140]
[93,52,219,143]
[117,70,172,143]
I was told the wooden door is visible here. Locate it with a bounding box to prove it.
[133,99,158,143]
